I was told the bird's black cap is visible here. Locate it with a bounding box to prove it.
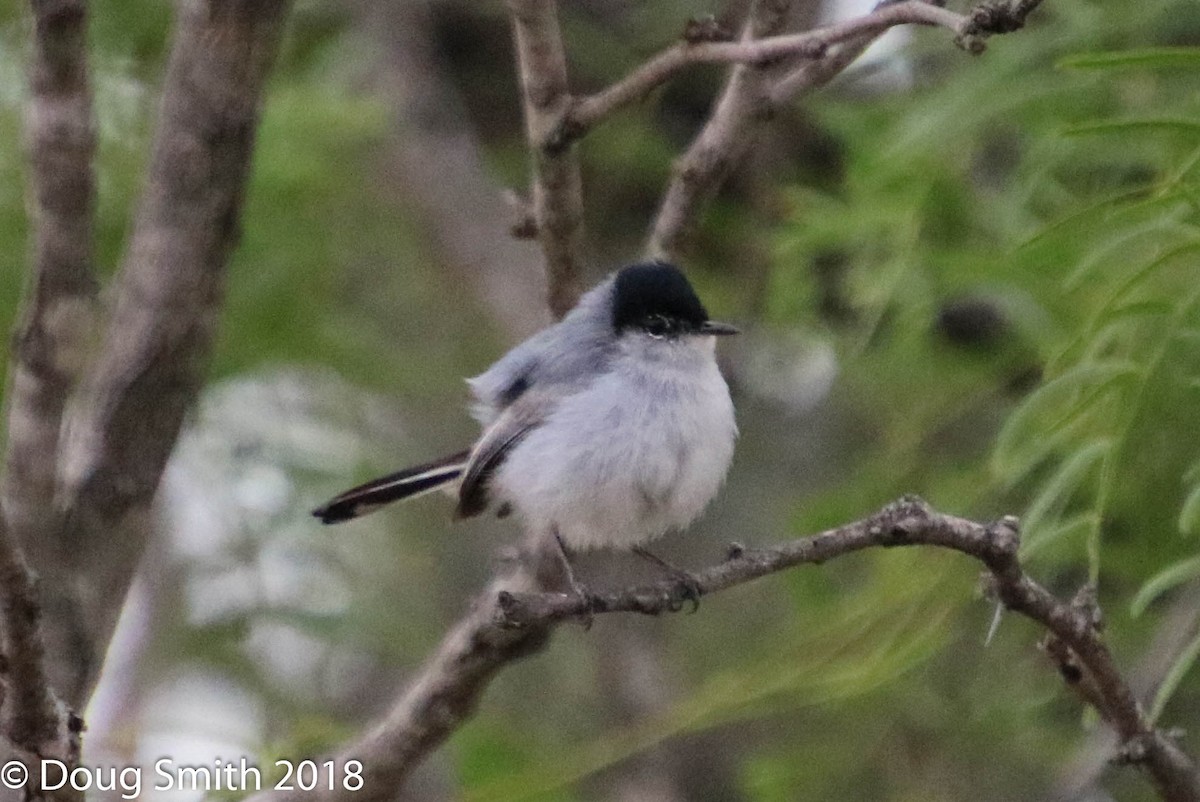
[611,261,711,334]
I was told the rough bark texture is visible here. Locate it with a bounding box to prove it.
[0,520,58,754]
[507,0,587,318]
[5,0,99,715]
[53,0,295,703]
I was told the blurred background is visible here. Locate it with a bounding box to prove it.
[3,0,1200,799]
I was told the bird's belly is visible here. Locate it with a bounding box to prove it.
[496,368,735,551]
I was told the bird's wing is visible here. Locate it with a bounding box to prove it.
[467,275,618,423]
[456,393,552,519]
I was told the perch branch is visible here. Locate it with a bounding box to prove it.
[500,498,1198,802]
[252,498,1199,802]
[507,0,586,318]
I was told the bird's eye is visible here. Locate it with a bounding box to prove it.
[643,314,674,338]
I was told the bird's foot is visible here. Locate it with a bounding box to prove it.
[667,571,702,614]
[557,566,597,630]
[633,546,703,613]
[570,585,598,631]
[554,530,597,629]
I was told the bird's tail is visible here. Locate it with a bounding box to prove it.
[313,450,470,524]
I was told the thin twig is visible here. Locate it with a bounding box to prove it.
[767,29,881,106]
[566,1,970,146]
[507,0,586,318]
[645,0,1043,259]
[641,0,1026,258]
[1054,588,1200,799]
[648,22,880,258]
[366,0,549,339]
[646,0,796,260]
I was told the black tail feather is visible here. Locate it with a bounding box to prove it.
[313,450,470,524]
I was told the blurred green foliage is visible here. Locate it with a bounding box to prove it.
[759,4,1200,799]
[3,1,1200,801]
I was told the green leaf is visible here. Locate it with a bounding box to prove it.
[1100,299,1177,326]
[1131,554,1200,618]
[1180,486,1200,537]
[1150,629,1200,724]
[1018,186,1169,252]
[1061,220,1181,291]
[1021,442,1109,552]
[1019,513,1098,560]
[1059,48,1200,71]
[1064,119,1200,137]
[1082,240,1200,322]
[993,362,1139,481]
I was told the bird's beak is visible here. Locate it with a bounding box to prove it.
[699,320,740,336]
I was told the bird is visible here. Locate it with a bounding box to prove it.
[313,261,738,601]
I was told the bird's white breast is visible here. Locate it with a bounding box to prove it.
[494,335,736,550]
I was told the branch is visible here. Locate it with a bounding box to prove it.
[54,0,294,702]
[253,498,1198,802]
[0,521,82,802]
[646,0,798,260]
[507,0,586,319]
[1055,588,1200,799]
[257,559,557,802]
[767,29,880,106]
[0,517,58,753]
[566,1,967,145]
[4,0,99,707]
[498,498,1200,802]
[642,0,1044,259]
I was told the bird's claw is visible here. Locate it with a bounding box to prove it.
[632,546,703,613]
[666,571,702,613]
[573,586,597,630]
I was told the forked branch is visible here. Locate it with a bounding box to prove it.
[506,0,1045,265]
[565,0,1039,148]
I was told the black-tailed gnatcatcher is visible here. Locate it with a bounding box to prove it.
[314,261,738,590]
